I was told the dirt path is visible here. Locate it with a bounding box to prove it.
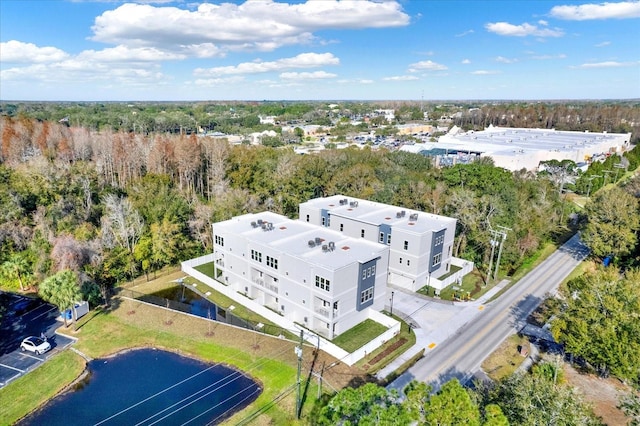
[563,362,630,425]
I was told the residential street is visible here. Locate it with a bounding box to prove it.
[387,233,590,393]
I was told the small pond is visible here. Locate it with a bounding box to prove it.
[19,348,261,425]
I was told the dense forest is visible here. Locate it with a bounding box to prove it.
[1,101,639,303]
[1,101,639,423]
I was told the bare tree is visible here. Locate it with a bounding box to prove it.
[101,194,144,254]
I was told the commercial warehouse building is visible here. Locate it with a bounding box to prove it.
[401,126,632,171]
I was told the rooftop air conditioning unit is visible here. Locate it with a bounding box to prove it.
[328,241,335,250]
[315,237,322,245]
[409,213,418,221]
[396,211,402,218]
[322,244,329,252]
[308,240,316,247]
[257,219,263,225]
[251,221,257,228]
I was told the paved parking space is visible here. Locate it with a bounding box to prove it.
[0,293,76,387]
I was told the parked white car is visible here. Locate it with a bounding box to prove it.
[20,336,51,355]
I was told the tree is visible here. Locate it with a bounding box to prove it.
[0,253,32,292]
[551,267,640,382]
[39,270,82,327]
[422,379,481,426]
[482,362,602,425]
[619,390,640,426]
[317,383,405,425]
[581,187,640,260]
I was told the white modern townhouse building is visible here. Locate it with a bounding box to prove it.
[299,195,473,293]
[211,211,390,339]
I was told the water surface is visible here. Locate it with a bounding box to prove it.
[19,348,261,425]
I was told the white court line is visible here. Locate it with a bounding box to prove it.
[0,363,25,373]
[33,305,57,321]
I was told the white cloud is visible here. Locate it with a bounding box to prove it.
[90,1,410,56]
[337,79,374,84]
[461,59,471,64]
[471,70,502,75]
[595,41,611,47]
[194,76,246,86]
[538,19,549,26]
[279,71,337,80]
[485,22,564,37]
[575,61,639,68]
[78,45,187,62]
[455,29,474,37]
[530,53,567,60]
[495,56,518,63]
[408,60,448,72]
[382,75,420,81]
[193,52,339,77]
[550,1,640,20]
[0,40,69,63]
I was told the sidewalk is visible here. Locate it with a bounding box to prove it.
[375,280,509,382]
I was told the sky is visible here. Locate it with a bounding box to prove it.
[1,0,639,101]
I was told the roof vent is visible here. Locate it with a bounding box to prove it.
[349,201,358,207]
[322,244,329,252]
[257,219,263,225]
[396,211,402,218]
[308,240,316,248]
[409,213,418,221]
[251,221,258,228]
[401,210,406,217]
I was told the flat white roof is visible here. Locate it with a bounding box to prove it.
[407,126,630,159]
[214,211,387,270]
[301,195,455,234]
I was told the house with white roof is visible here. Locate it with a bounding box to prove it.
[299,195,472,293]
[211,211,389,339]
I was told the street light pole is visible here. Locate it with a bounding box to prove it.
[587,175,601,198]
[390,291,394,316]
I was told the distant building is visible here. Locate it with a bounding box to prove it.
[401,126,632,171]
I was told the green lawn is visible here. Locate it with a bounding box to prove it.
[0,350,86,425]
[331,319,388,352]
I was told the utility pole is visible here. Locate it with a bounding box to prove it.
[603,169,614,186]
[493,226,511,281]
[487,229,500,285]
[317,361,325,399]
[295,330,303,419]
[390,291,395,316]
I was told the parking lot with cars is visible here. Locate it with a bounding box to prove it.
[0,292,75,388]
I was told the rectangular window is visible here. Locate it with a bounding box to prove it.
[266,256,278,269]
[372,265,376,275]
[315,275,331,292]
[214,235,224,246]
[404,240,409,250]
[433,253,442,267]
[360,287,374,304]
[340,224,344,231]
[250,249,262,262]
[367,267,371,277]
[322,217,326,226]
[379,232,384,243]
[306,214,309,222]
[361,229,365,238]
[362,270,366,280]
[407,259,411,266]
[399,257,403,264]
[387,234,391,245]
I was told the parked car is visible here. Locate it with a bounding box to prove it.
[20,336,51,355]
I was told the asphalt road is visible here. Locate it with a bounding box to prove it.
[388,233,590,393]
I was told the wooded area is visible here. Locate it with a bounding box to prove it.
[1,101,639,424]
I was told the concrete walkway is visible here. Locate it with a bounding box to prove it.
[376,280,509,382]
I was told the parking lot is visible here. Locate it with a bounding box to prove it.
[0,293,76,388]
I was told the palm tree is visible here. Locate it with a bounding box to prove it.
[1,253,31,292]
[39,270,82,327]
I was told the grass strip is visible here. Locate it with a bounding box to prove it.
[0,350,86,425]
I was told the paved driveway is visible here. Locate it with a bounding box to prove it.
[0,293,76,387]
